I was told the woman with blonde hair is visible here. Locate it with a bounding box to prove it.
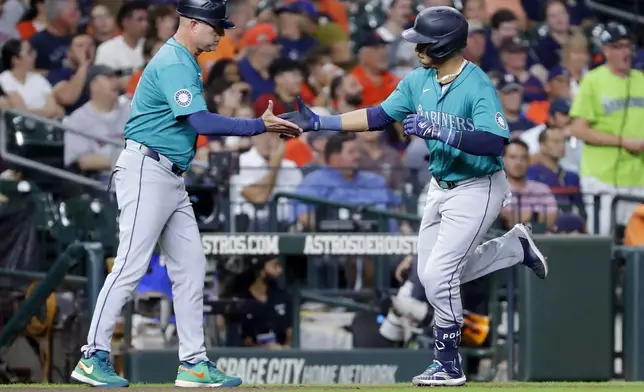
[562,32,590,98]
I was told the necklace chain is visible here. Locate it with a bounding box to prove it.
[436,59,469,83]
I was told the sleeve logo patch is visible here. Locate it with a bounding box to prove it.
[495,112,508,130]
[174,89,192,107]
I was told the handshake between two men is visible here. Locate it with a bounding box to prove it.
[278,96,442,141]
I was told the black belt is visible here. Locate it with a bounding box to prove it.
[437,180,459,190]
[132,142,184,176]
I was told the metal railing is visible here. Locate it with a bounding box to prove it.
[0,109,119,191]
[269,191,421,231]
[587,0,644,25]
[0,108,207,193]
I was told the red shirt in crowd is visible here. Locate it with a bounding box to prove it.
[350,65,399,108]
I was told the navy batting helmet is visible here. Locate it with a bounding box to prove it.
[177,0,236,30]
[402,6,468,59]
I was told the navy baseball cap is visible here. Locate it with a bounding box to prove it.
[86,65,117,89]
[499,37,528,53]
[548,66,570,82]
[275,0,318,20]
[497,73,523,93]
[549,98,571,115]
[356,32,391,51]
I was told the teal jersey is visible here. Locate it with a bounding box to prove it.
[124,38,207,171]
[381,62,509,182]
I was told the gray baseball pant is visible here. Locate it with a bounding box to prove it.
[417,170,524,328]
[81,140,208,364]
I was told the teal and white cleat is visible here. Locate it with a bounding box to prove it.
[71,350,129,387]
[175,360,243,388]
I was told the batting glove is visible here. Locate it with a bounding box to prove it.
[278,96,321,132]
[403,114,441,140]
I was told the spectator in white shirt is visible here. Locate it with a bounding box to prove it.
[0,38,64,119]
[94,1,148,90]
[230,133,302,231]
[63,65,128,183]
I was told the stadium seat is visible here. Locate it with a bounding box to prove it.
[57,195,119,255]
[3,112,66,193]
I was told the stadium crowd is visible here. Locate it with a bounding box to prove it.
[0,0,642,287]
[0,0,641,362]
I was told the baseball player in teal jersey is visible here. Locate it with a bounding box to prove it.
[70,0,301,388]
[280,7,548,387]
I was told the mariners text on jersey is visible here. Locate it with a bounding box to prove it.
[381,62,510,182]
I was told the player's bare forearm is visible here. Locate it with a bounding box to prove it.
[570,118,622,147]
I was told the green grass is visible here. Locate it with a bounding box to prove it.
[3,382,644,391]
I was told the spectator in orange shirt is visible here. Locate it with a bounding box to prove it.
[126,38,163,99]
[525,66,571,125]
[16,0,47,40]
[625,204,644,246]
[197,0,255,76]
[350,32,400,108]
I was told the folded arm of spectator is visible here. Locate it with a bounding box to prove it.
[501,191,558,231]
[570,118,630,148]
[52,64,89,107]
[7,92,64,119]
[63,117,112,172]
[76,155,112,172]
[239,143,285,205]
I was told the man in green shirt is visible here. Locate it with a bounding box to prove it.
[569,22,644,235]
